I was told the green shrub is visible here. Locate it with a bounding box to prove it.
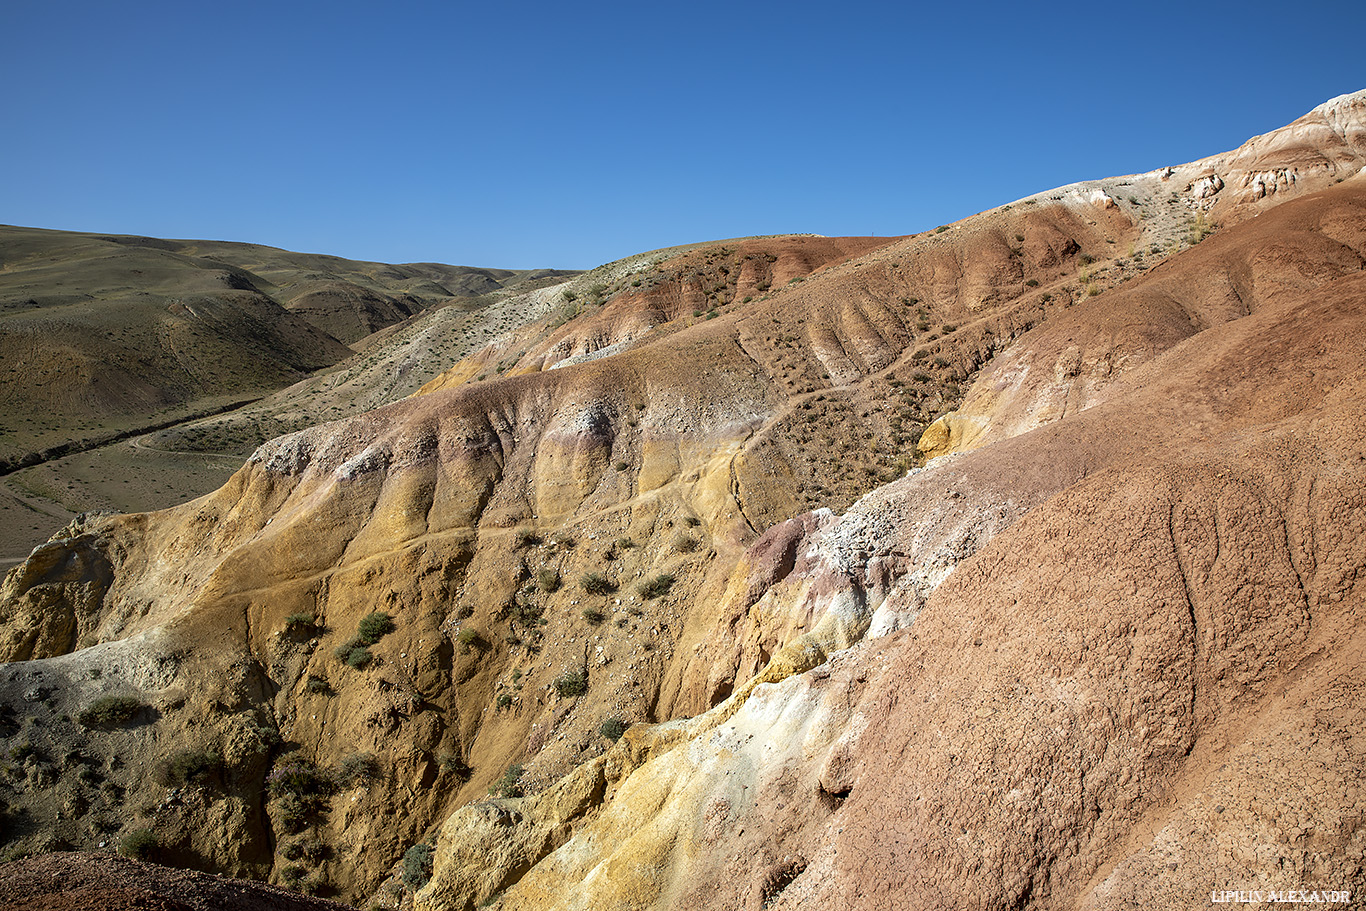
[283,612,318,635]
[332,612,394,669]
[457,628,483,652]
[356,612,395,644]
[338,752,380,786]
[248,722,282,755]
[513,600,545,626]
[119,828,158,860]
[304,675,333,695]
[342,645,372,669]
[554,670,587,697]
[536,569,560,593]
[637,573,676,600]
[513,527,541,548]
[268,757,336,833]
[1024,278,1039,287]
[489,763,524,798]
[599,718,627,742]
[267,756,335,800]
[281,864,308,886]
[437,753,471,779]
[7,740,36,762]
[402,843,435,890]
[581,607,606,625]
[614,460,628,471]
[579,572,614,595]
[673,535,700,554]
[280,834,328,862]
[496,693,513,711]
[159,748,222,787]
[77,696,144,728]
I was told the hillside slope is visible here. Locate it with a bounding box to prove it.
[423,178,1366,911]
[0,91,1362,907]
[0,228,577,564]
[0,225,575,469]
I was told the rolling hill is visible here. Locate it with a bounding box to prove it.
[0,228,576,562]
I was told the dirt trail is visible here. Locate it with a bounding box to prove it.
[0,397,262,479]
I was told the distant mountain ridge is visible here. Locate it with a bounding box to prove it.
[0,223,577,467]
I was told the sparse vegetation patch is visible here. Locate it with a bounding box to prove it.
[283,612,320,636]
[267,755,337,833]
[338,752,381,786]
[78,696,145,728]
[638,573,676,600]
[489,763,525,798]
[580,572,615,594]
[554,670,588,698]
[159,748,223,787]
[356,611,395,643]
[119,828,159,860]
[403,842,435,890]
[335,611,395,669]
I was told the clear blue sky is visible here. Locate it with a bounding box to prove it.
[4,0,1363,270]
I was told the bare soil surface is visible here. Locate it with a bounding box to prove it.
[0,851,354,911]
